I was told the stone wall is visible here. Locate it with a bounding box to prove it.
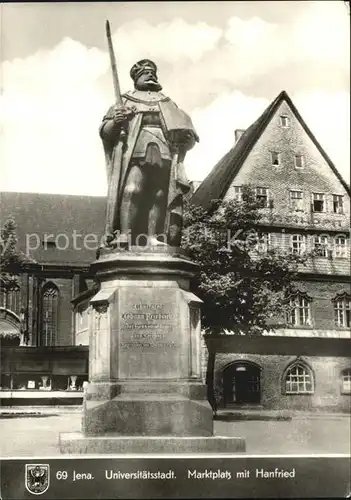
[213,352,351,412]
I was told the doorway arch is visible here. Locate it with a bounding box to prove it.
[0,308,21,345]
[222,361,261,406]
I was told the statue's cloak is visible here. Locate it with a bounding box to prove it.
[100,90,197,237]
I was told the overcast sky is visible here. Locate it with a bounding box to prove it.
[0,1,350,196]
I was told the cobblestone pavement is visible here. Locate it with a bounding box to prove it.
[0,411,349,457]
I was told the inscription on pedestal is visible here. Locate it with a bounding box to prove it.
[119,288,183,379]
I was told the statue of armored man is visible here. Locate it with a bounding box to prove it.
[100,50,199,248]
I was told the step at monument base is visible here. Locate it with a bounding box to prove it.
[59,433,246,454]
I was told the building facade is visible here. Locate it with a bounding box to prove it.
[192,91,350,412]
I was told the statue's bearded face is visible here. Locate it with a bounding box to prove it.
[135,69,161,91]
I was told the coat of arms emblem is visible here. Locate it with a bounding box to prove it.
[25,464,50,495]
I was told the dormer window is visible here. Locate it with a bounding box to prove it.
[270,152,280,166]
[280,116,289,128]
[294,154,305,169]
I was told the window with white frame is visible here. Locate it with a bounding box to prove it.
[270,152,280,166]
[256,187,269,207]
[333,195,344,214]
[255,233,271,253]
[294,154,305,169]
[232,186,243,201]
[290,234,306,255]
[289,190,303,211]
[333,295,351,328]
[284,363,314,394]
[41,283,59,346]
[334,235,347,258]
[286,293,312,326]
[314,235,329,257]
[280,116,290,128]
[341,369,351,394]
[0,282,21,316]
[312,193,326,212]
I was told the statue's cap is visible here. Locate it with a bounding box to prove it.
[130,59,157,81]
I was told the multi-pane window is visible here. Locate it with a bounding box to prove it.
[289,190,303,211]
[290,234,306,255]
[280,116,289,128]
[287,294,311,326]
[0,289,5,309]
[333,296,351,328]
[334,235,347,258]
[333,195,344,214]
[294,154,305,169]
[256,187,269,207]
[314,235,329,257]
[255,233,271,253]
[312,193,326,212]
[0,284,21,315]
[270,152,280,166]
[341,369,351,394]
[232,186,243,201]
[284,363,314,394]
[41,283,59,346]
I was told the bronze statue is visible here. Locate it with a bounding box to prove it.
[100,23,198,248]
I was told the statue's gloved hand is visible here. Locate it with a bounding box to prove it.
[112,105,136,125]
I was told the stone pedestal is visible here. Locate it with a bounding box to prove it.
[60,248,245,453]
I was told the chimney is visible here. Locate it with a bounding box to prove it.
[189,180,202,194]
[234,129,245,144]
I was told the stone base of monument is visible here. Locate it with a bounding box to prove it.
[82,395,213,436]
[59,249,246,454]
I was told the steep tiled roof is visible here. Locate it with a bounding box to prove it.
[191,90,350,209]
[0,192,106,266]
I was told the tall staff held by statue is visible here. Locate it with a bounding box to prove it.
[103,20,128,244]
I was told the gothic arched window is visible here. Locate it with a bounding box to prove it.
[332,294,351,328]
[41,283,59,346]
[0,281,21,315]
[283,362,314,395]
